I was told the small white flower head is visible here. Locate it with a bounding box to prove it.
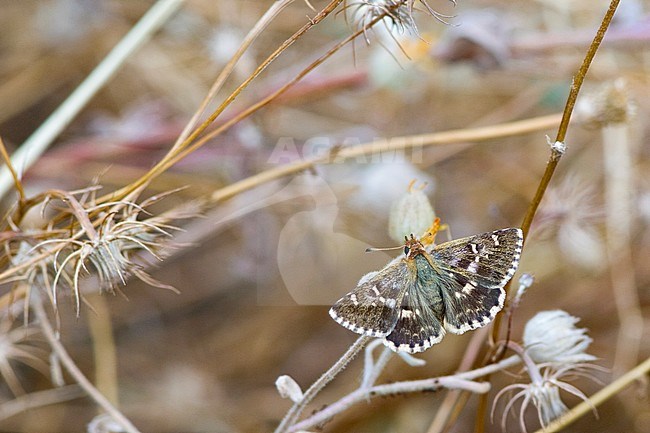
[275,375,304,403]
[523,310,596,364]
[388,180,435,243]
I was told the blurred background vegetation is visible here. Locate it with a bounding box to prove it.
[0,0,648,432]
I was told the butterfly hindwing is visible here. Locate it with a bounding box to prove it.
[329,257,413,337]
[431,228,523,334]
[384,255,446,353]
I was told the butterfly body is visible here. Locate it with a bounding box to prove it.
[329,228,523,353]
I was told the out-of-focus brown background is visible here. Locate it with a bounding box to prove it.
[0,0,649,432]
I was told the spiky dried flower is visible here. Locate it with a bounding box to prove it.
[345,0,454,39]
[493,311,601,432]
[493,362,600,432]
[3,187,195,316]
[346,0,417,36]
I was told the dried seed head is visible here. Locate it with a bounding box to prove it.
[6,187,195,316]
[493,336,601,432]
[346,0,418,36]
[388,181,435,243]
[575,79,636,127]
[536,175,604,270]
[523,310,596,364]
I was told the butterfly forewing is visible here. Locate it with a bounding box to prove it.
[329,257,414,338]
[430,228,523,288]
[384,255,446,353]
[431,228,523,334]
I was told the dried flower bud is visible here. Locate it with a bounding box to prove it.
[523,310,596,364]
[87,413,126,433]
[575,79,636,127]
[513,273,534,304]
[275,375,303,403]
[389,182,435,243]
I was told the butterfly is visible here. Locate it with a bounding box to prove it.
[329,221,523,353]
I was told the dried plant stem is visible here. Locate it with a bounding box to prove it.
[172,0,297,150]
[489,0,621,354]
[105,0,344,202]
[471,1,621,430]
[0,114,561,311]
[0,385,84,422]
[602,123,642,379]
[212,113,562,204]
[539,356,650,433]
[0,0,184,199]
[519,0,621,237]
[426,327,490,433]
[275,335,370,433]
[289,355,521,433]
[0,137,25,201]
[361,344,393,389]
[32,295,141,433]
[87,294,119,406]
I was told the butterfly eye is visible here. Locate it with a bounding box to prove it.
[404,246,410,255]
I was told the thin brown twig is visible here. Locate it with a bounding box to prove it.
[0,137,25,202]
[493,0,621,355]
[472,1,621,431]
[210,113,562,204]
[0,385,85,422]
[87,294,119,406]
[171,0,297,151]
[101,0,344,203]
[32,292,141,433]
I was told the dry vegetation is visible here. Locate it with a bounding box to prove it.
[0,0,648,432]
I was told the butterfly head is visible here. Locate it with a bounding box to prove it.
[403,234,427,260]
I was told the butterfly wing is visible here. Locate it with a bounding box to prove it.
[384,255,446,353]
[430,228,523,334]
[329,257,413,338]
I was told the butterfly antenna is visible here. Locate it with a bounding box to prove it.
[365,245,403,253]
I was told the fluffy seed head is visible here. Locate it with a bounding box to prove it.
[523,310,596,364]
